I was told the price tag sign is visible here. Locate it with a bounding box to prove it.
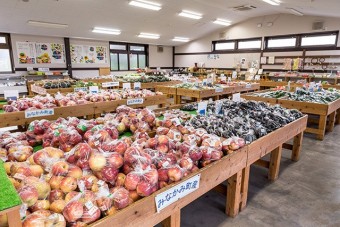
[74,87,88,92]
[215,87,223,93]
[89,86,99,94]
[220,75,226,82]
[202,79,207,86]
[197,101,208,115]
[123,83,131,89]
[27,67,34,71]
[232,93,241,102]
[207,78,212,85]
[155,174,200,213]
[134,82,141,90]
[232,71,237,79]
[228,77,232,82]
[25,109,54,119]
[127,98,144,105]
[102,82,119,88]
[245,84,252,89]
[255,75,261,80]
[38,68,49,72]
[171,118,181,126]
[278,79,283,82]
[4,90,19,101]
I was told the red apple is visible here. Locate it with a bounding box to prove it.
[96,197,112,212]
[49,176,64,190]
[48,189,65,203]
[22,213,45,227]
[99,167,119,184]
[128,190,140,202]
[51,161,69,176]
[110,187,130,209]
[157,135,169,145]
[60,177,77,193]
[179,157,194,171]
[168,166,183,182]
[124,172,140,191]
[89,153,107,172]
[63,201,84,223]
[147,137,158,149]
[158,168,169,182]
[67,165,83,179]
[50,200,67,214]
[107,153,123,169]
[30,199,50,212]
[29,165,44,178]
[19,185,39,207]
[136,181,154,197]
[116,173,126,187]
[189,147,202,162]
[156,144,169,153]
[65,191,81,203]
[81,205,101,224]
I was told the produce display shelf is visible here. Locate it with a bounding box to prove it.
[241,92,340,140]
[0,95,168,129]
[119,81,181,90]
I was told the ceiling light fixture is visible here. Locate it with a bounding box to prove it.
[172,37,190,42]
[92,27,121,35]
[129,0,161,11]
[213,18,232,26]
[138,32,160,39]
[287,8,304,16]
[27,20,68,29]
[179,10,202,20]
[262,0,280,6]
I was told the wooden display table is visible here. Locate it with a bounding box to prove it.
[241,92,340,140]
[119,81,181,90]
[259,80,288,88]
[0,95,168,129]
[0,205,21,227]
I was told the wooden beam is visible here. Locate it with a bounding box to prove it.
[268,145,283,181]
[226,171,242,217]
[240,166,250,211]
[291,132,304,162]
[254,159,270,169]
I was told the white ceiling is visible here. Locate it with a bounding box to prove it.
[0,0,340,46]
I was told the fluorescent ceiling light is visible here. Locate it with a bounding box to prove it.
[213,19,231,26]
[179,10,202,20]
[262,0,280,6]
[287,8,304,16]
[92,27,121,35]
[172,37,190,42]
[27,20,68,29]
[138,32,160,39]
[129,0,161,11]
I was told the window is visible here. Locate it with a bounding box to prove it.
[238,39,262,49]
[266,36,297,49]
[0,33,14,73]
[214,41,235,51]
[109,42,148,71]
[301,33,337,47]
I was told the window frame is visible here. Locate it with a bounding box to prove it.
[212,37,262,53]
[109,41,148,71]
[237,37,262,50]
[0,33,15,73]
[212,40,236,51]
[264,34,299,50]
[300,31,338,48]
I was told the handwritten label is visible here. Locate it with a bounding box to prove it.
[232,71,237,79]
[4,90,19,101]
[74,87,88,92]
[202,79,207,86]
[155,174,200,213]
[255,75,261,80]
[127,98,144,105]
[102,82,119,88]
[134,82,141,90]
[25,108,54,118]
[220,75,226,82]
[89,86,99,94]
[197,101,208,115]
[232,93,241,102]
[123,83,131,89]
[215,87,223,93]
[38,67,49,72]
[245,84,252,89]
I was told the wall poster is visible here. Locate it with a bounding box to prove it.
[16,42,36,64]
[71,45,107,64]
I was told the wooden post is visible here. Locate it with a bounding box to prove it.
[327,111,336,132]
[317,115,327,140]
[336,108,340,125]
[240,166,250,211]
[291,132,303,162]
[268,145,282,181]
[226,171,242,217]
[0,206,22,227]
[161,210,181,227]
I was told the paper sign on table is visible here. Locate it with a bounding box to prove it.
[102,82,119,88]
[202,79,207,86]
[123,83,131,89]
[74,87,88,92]
[245,84,252,89]
[4,90,19,101]
[255,75,261,80]
[228,77,231,82]
[197,101,208,115]
[155,174,200,213]
[232,71,237,79]
[127,98,144,105]
[25,109,54,118]
[215,87,223,93]
[278,79,283,82]
[89,86,99,94]
[220,75,226,82]
[258,69,263,74]
[38,68,49,72]
[134,82,141,90]
[232,93,241,102]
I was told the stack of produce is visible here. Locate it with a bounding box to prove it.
[252,88,340,104]
[114,74,171,83]
[34,80,76,89]
[0,106,247,226]
[3,90,163,112]
[182,99,303,143]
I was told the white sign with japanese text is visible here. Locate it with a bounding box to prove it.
[74,87,88,92]
[102,82,119,88]
[155,174,200,213]
[25,109,54,118]
[127,98,144,105]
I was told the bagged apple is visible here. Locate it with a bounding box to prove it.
[7,145,33,162]
[124,166,158,197]
[221,136,246,154]
[199,146,223,167]
[123,147,152,170]
[101,139,129,155]
[22,211,66,227]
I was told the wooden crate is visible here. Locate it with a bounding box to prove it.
[119,81,181,90]
[241,92,277,105]
[91,147,248,227]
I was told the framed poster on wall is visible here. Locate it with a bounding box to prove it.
[16,42,36,64]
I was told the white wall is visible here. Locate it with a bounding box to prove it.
[149,45,173,68]
[176,14,340,54]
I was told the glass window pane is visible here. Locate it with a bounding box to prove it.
[130,54,138,70]
[119,53,128,70]
[215,42,235,50]
[0,37,6,44]
[110,53,118,71]
[130,45,145,51]
[301,35,337,46]
[267,38,296,48]
[238,40,262,49]
[139,54,146,68]
[0,49,12,72]
[110,44,126,50]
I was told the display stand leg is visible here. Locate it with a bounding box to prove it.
[268,145,282,181]
[336,108,340,125]
[291,132,303,162]
[240,166,250,211]
[7,209,21,227]
[161,210,181,227]
[226,171,242,217]
[317,115,327,140]
[326,111,336,132]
